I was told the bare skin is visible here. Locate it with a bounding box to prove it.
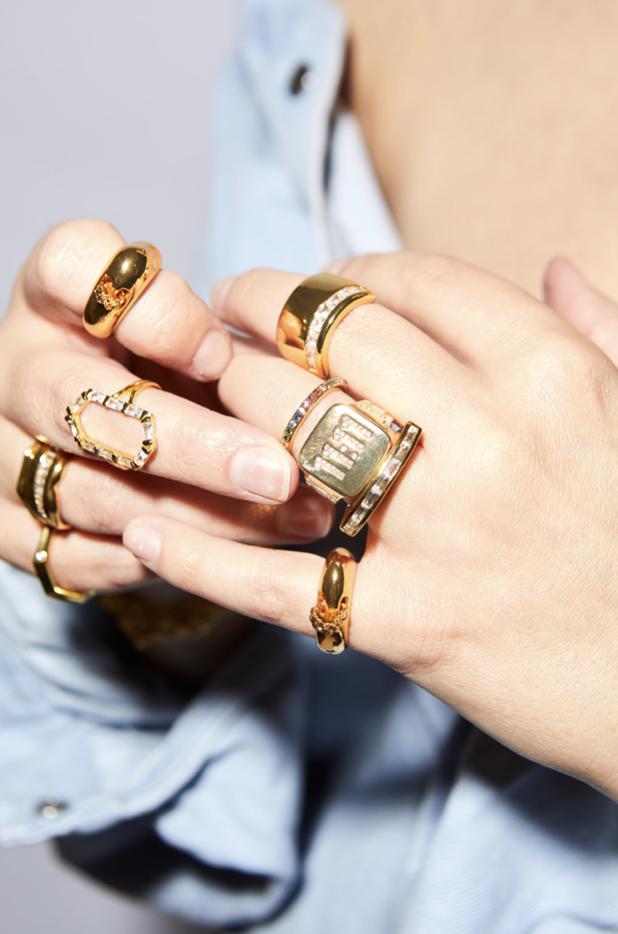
[337,0,618,297]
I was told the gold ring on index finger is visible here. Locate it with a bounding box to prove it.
[276,272,374,377]
[65,379,160,471]
[84,242,161,338]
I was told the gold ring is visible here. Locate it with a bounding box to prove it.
[294,394,422,529]
[280,377,347,449]
[84,242,161,338]
[17,436,70,529]
[65,379,160,471]
[277,273,374,377]
[340,420,422,537]
[309,548,357,654]
[33,526,94,604]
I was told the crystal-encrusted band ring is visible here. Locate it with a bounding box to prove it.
[17,436,71,529]
[310,547,357,655]
[276,273,374,377]
[340,421,422,537]
[83,242,161,339]
[64,379,160,471]
[280,377,347,450]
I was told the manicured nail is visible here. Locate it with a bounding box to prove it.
[210,275,236,310]
[228,446,293,502]
[276,497,333,539]
[192,328,232,380]
[123,523,161,564]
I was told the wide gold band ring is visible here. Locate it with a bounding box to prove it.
[84,242,161,338]
[286,388,422,534]
[309,548,357,654]
[33,526,94,605]
[65,379,160,471]
[17,436,70,529]
[276,273,374,377]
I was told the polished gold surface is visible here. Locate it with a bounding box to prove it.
[64,379,160,471]
[17,436,70,529]
[33,525,94,604]
[340,420,422,537]
[84,242,161,338]
[277,272,374,377]
[280,377,346,450]
[309,547,357,654]
[299,402,391,503]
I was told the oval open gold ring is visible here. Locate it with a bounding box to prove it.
[64,379,160,471]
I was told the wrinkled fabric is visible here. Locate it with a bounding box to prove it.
[1,0,617,930]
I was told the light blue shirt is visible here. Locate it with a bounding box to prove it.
[1,1,617,930]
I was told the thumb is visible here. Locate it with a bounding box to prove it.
[543,256,618,366]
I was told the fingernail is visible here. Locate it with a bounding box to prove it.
[192,329,232,380]
[123,523,161,564]
[210,275,236,310]
[276,497,333,539]
[228,446,293,502]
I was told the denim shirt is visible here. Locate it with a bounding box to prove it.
[1,1,617,931]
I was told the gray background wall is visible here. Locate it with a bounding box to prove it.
[0,2,239,931]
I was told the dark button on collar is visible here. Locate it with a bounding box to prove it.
[289,63,313,95]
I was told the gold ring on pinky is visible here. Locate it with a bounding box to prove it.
[309,548,357,654]
[83,242,161,338]
[291,393,422,535]
[277,272,374,377]
[65,379,160,471]
[33,526,94,604]
[17,436,71,529]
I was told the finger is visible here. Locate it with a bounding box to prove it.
[212,268,466,423]
[1,350,299,505]
[543,256,618,366]
[0,497,148,593]
[22,219,232,380]
[123,515,387,659]
[1,415,333,543]
[325,252,569,368]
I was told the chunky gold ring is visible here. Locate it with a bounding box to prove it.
[295,394,422,530]
[280,377,347,449]
[65,379,160,471]
[17,436,71,529]
[309,548,357,654]
[33,526,94,604]
[277,273,374,377]
[84,242,161,338]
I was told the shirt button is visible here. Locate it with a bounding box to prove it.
[36,800,68,820]
[289,63,313,95]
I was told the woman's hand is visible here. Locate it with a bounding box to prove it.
[0,220,334,595]
[123,251,618,796]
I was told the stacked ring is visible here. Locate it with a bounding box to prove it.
[84,242,161,338]
[280,377,346,449]
[283,387,422,533]
[65,379,160,471]
[17,436,70,529]
[309,548,357,654]
[276,273,374,377]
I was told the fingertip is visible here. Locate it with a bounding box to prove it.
[123,520,161,564]
[191,326,234,381]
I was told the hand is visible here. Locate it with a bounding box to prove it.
[0,220,334,596]
[123,251,618,796]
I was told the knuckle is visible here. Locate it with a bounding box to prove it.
[250,565,290,625]
[67,466,123,533]
[527,336,607,404]
[102,547,145,591]
[26,219,121,309]
[226,267,268,313]
[411,252,461,290]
